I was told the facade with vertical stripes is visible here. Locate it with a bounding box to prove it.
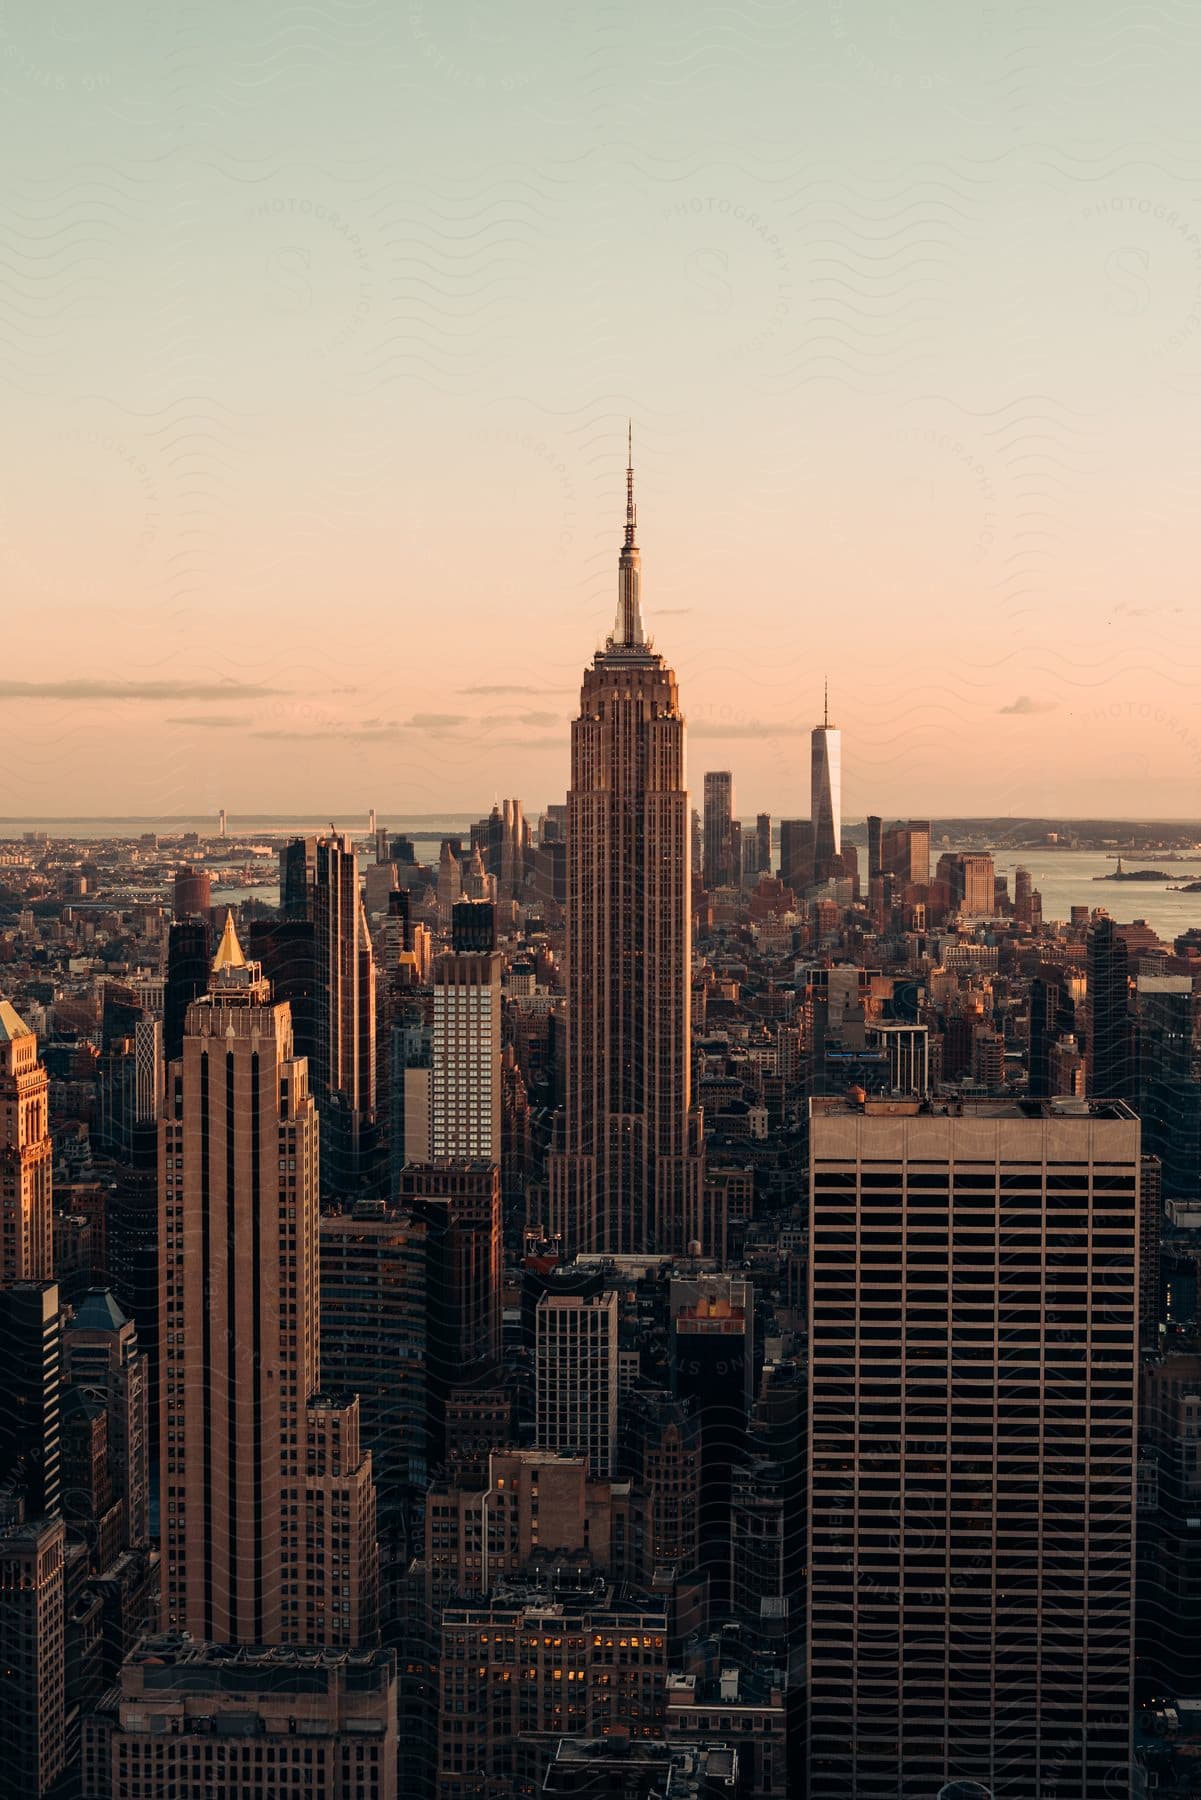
[549,446,703,1256]
[159,916,376,1648]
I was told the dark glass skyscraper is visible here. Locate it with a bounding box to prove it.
[163,920,210,1066]
[810,687,841,886]
[1029,964,1078,1099]
[1136,975,1201,1197]
[312,834,377,1193]
[0,1281,61,1518]
[1087,914,1132,1100]
[703,770,735,890]
[866,814,882,884]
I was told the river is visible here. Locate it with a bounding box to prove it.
[6,818,1201,941]
[991,851,1201,940]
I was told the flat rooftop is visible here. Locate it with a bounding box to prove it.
[127,1636,391,1673]
[812,1096,1138,1122]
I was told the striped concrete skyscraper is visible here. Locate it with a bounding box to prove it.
[806,1094,1138,1798]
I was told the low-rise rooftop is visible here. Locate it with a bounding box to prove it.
[812,1095,1138,1122]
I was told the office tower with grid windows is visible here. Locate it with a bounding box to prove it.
[0,1518,67,1800]
[806,1095,1138,1799]
[548,438,703,1256]
[881,819,931,889]
[535,1284,619,1479]
[937,852,996,919]
[431,922,502,1164]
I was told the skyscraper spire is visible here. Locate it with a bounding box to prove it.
[613,422,645,648]
[823,677,829,729]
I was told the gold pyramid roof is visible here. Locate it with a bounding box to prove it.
[211,909,247,973]
[0,999,32,1042]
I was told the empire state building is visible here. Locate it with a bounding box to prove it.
[549,439,704,1256]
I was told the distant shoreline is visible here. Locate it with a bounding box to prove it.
[3,813,1200,833]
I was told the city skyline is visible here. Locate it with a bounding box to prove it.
[3,6,1201,1794]
[2,625,1197,1796]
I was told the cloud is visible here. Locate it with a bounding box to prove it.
[689,719,808,739]
[461,684,567,697]
[253,712,477,742]
[481,710,560,729]
[166,714,249,729]
[253,725,399,742]
[483,734,564,751]
[998,695,1057,715]
[0,679,281,701]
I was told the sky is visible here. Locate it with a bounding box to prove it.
[2,2,1201,822]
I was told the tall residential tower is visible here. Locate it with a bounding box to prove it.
[430,905,502,1165]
